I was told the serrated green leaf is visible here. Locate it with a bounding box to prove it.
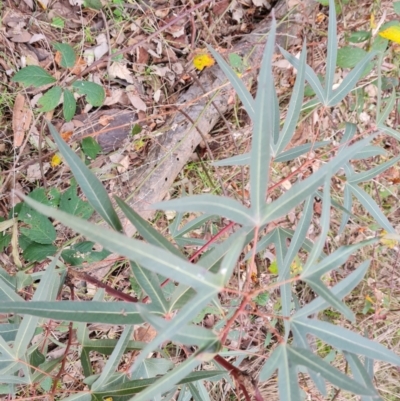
[47,122,122,232]
[59,184,94,219]
[19,211,56,245]
[12,66,56,88]
[38,86,62,112]
[348,30,371,43]
[337,46,367,69]
[53,43,76,68]
[72,80,105,107]
[84,0,102,10]
[81,137,102,159]
[61,241,110,266]
[63,89,76,121]
[23,243,57,262]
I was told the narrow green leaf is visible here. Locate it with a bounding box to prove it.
[0,324,19,342]
[376,89,395,126]
[207,46,255,120]
[259,345,282,381]
[353,145,386,159]
[52,43,76,68]
[0,277,25,302]
[129,289,220,375]
[302,238,377,278]
[250,17,276,219]
[14,256,60,357]
[328,51,376,106]
[339,182,352,233]
[347,184,395,233]
[115,196,184,258]
[12,66,56,87]
[127,344,215,401]
[294,260,371,319]
[72,80,105,107]
[379,124,400,141]
[92,325,134,391]
[278,346,303,401]
[212,152,250,166]
[279,46,325,104]
[349,155,400,185]
[47,122,123,232]
[275,141,329,163]
[131,261,169,312]
[291,324,327,395]
[287,346,375,395]
[260,133,377,226]
[153,195,255,226]
[38,86,62,112]
[63,89,76,122]
[292,318,400,366]
[344,352,382,401]
[325,0,338,100]
[275,42,307,155]
[304,276,355,321]
[302,173,332,274]
[0,301,153,325]
[20,196,222,292]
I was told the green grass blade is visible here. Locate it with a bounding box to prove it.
[377,89,396,126]
[47,122,122,232]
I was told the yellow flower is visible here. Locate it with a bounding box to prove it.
[193,53,215,71]
[51,153,62,167]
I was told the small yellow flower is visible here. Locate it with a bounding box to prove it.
[193,53,215,71]
[51,153,62,167]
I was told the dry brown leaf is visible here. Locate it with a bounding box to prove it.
[213,0,230,15]
[54,51,63,66]
[10,31,32,43]
[70,57,87,75]
[99,115,114,126]
[13,93,32,147]
[134,324,157,343]
[108,62,134,83]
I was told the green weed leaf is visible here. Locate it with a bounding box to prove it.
[12,66,56,87]
[38,86,62,112]
[81,137,102,160]
[63,89,76,121]
[72,80,105,107]
[53,43,76,68]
